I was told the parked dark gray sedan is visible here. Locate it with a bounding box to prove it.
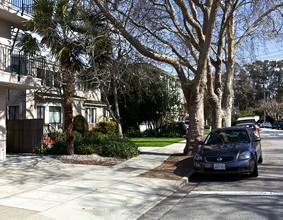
[194,127,263,177]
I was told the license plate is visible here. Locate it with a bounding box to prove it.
[214,163,225,170]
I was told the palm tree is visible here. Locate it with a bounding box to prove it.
[20,0,111,154]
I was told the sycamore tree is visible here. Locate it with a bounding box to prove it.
[93,0,220,155]
[99,40,181,136]
[20,0,111,154]
[208,1,283,130]
[259,100,283,120]
[92,0,283,155]
[89,35,145,137]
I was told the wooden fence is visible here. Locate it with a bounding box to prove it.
[7,119,44,153]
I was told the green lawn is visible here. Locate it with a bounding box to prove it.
[130,129,210,147]
[130,137,185,147]
[204,129,211,135]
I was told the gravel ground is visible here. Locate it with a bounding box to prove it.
[59,154,194,180]
[4,153,193,180]
[3,154,126,167]
[57,154,126,166]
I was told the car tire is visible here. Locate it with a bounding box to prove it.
[250,160,258,177]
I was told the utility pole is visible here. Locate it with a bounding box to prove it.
[264,88,266,122]
[261,83,267,122]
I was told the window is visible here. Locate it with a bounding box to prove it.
[86,108,96,123]
[11,54,27,75]
[8,106,19,120]
[37,106,45,120]
[49,106,61,123]
[36,68,44,79]
[103,109,109,118]
[54,71,61,88]
[45,70,53,87]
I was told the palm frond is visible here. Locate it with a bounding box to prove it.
[16,33,39,55]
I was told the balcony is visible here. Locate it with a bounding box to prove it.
[0,0,33,28]
[0,43,60,90]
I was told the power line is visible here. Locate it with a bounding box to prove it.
[256,50,283,59]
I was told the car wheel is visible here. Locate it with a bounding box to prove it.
[250,160,258,177]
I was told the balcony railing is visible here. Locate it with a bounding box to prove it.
[0,43,61,88]
[2,0,34,15]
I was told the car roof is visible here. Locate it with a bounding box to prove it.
[237,116,255,120]
[236,123,256,126]
[212,126,248,132]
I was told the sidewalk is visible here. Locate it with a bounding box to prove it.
[0,141,193,220]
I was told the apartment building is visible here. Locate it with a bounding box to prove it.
[0,0,107,159]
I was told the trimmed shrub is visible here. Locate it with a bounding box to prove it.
[85,130,106,141]
[125,122,186,138]
[125,129,144,137]
[204,125,211,129]
[96,121,117,134]
[35,145,48,154]
[159,123,183,137]
[75,144,98,155]
[39,130,139,159]
[143,129,159,137]
[73,115,88,136]
[49,131,65,142]
[46,140,67,155]
[97,135,139,159]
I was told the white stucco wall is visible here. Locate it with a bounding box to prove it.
[0,19,11,43]
[75,89,101,101]
[7,85,106,133]
[25,89,36,119]
[96,107,105,122]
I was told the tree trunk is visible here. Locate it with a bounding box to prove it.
[62,68,74,155]
[211,101,223,130]
[182,0,221,155]
[112,77,123,137]
[222,12,235,128]
[183,76,205,156]
[92,0,220,154]
[222,105,232,127]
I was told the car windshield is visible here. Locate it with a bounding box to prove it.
[237,124,256,131]
[246,124,256,130]
[237,119,256,124]
[204,129,250,145]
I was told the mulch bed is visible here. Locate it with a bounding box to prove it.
[57,155,126,166]
[57,153,194,180]
[139,154,194,180]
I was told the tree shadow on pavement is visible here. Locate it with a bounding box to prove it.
[139,153,194,180]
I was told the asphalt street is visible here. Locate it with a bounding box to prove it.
[139,128,283,220]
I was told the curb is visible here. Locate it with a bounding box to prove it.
[174,168,196,189]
